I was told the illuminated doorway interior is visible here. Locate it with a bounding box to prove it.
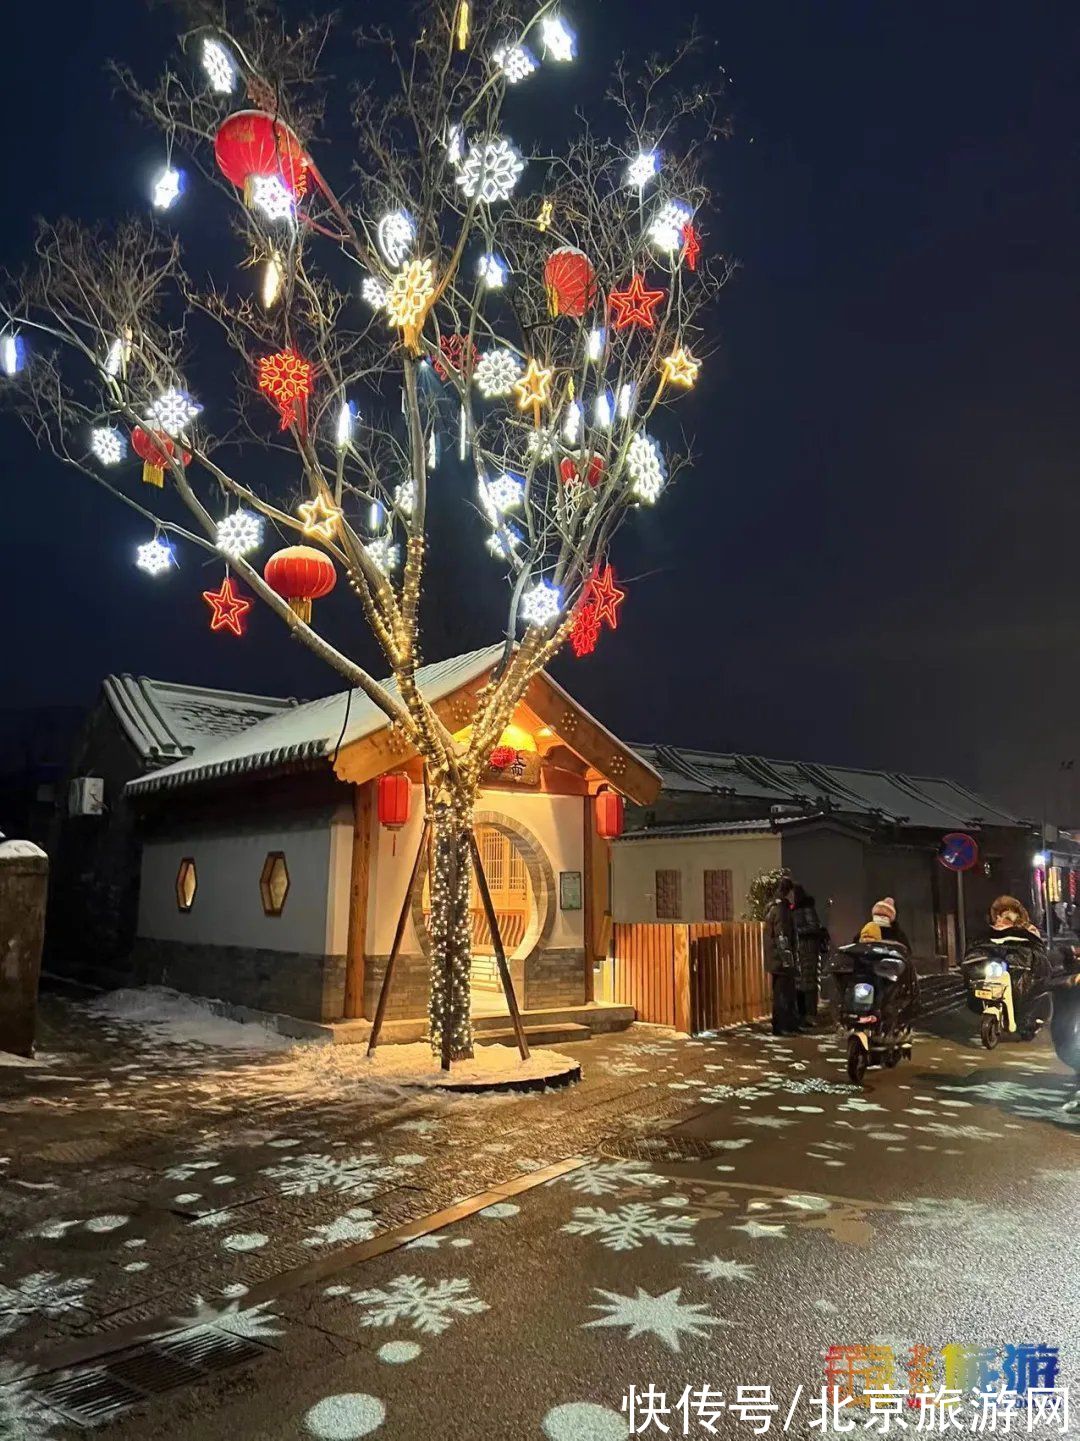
[422,823,534,1012]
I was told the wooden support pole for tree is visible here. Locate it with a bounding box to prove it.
[469,830,530,1062]
[367,817,431,1058]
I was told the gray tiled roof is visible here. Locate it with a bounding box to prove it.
[103,675,300,765]
[632,745,1032,832]
[125,647,505,796]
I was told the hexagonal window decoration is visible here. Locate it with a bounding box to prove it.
[260,851,290,917]
[175,857,197,912]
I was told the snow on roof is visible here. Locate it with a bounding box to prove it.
[632,744,1031,833]
[126,646,504,796]
[104,675,300,765]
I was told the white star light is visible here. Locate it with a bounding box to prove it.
[650,199,693,252]
[393,479,415,516]
[152,166,183,210]
[376,210,415,268]
[136,537,174,575]
[361,275,388,311]
[365,535,400,574]
[493,43,537,83]
[147,388,201,437]
[201,37,237,93]
[585,1286,726,1353]
[215,509,263,559]
[626,150,659,190]
[456,138,525,204]
[520,580,561,628]
[473,348,522,399]
[477,252,508,288]
[626,431,666,503]
[541,15,576,62]
[90,426,126,466]
[250,174,295,221]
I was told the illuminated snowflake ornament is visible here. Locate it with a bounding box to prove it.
[493,43,537,83]
[626,151,659,190]
[486,472,524,513]
[649,200,694,253]
[201,37,236,93]
[526,428,556,462]
[393,479,415,516]
[626,432,667,503]
[474,348,522,399]
[250,174,295,222]
[477,252,508,289]
[365,535,400,575]
[216,509,264,559]
[136,537,174,575]
[541,15,577,62]
[90,426,126,466]
[520,580,562,628]
[386,259,436,333]
[377,210,415,268]
[147,388,201,437]
[456,138,525,204]
[361,275,388,311]
[152,166,183,210]
[487,525,523,560]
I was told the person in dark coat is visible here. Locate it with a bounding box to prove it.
[854,897,911,952]
[970,895,1052,1033]
[792,886,831,1027]
[764,877,799,1035]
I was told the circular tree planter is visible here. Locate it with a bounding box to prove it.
[359,1041,581,1093]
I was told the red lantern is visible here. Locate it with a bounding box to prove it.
[544,246,597,319]
[214,111,308,207]
[130,427,191,488]
[594,789,625,840]
[263,545,336,622]
[377,772,411,831]
[559,454,605,488]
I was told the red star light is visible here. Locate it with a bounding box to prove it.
[608,273,665,331]
[681,222,701,272]
[570,603,601,658]
[583,563,625,630]
[203,575,252,636]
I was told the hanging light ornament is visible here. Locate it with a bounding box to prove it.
[376,210,415,268]
[487,525,523,560]
[649,199,693,253]
[526,428,556,462]
[520,580,562,628]
[559,453,605,488]
[146,387,201,437]
[361,275,388,311]
[103,333,130,379]
[477,252,508,289]
[593,391,613,430]
[90,426,126,466]
[608,273,666,331]
[544,247,597,319]
[473,348,522,399]
[365,535,400,575]
[681,222,702,271]
[264,545,336,622]
[594,789,626,838]
[658,346,701,393]
[456,138,525,204]
[626,432,667,503]
[385,259,436,352]
[335,399,355,449]
[0,332,25,377]
[455,0,470,50]
[201,37,237,93]
[541,15,577,62]
[626,150,659,190]
[562,398,582,445]
[152,166,184,210]
[493,43,537,83]
[297,492,342,543]
[586,328,606,362]
[261,252,284,308]
[536,199,555,232]
[215,509,264,559]
[136,536,174,576]
[584,563,625,629]
[203,575,252,635]
[446,124,466,168]
[214,111,308,210]
[393,479,415,516]
[433,333,479,383]
[486,472,524,513]
[257,348,313,431]
[570,601,601,657]
[617,382,637,420]
[130,426,191,487]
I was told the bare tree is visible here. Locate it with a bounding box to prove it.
[0,0,731,1064]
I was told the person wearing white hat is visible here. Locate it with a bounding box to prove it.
[855,897,911,952]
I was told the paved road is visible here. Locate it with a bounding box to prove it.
[3,990,1077,1440]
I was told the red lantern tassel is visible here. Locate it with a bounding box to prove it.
[142,461,164,487]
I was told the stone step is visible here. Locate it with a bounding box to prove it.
[475,1022,592,1048]
[471,1004,634,1035]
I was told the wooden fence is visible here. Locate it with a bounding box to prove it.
[611,921,767,1033]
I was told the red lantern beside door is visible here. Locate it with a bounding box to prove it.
[594,789,625,840]
[378,772,411,831]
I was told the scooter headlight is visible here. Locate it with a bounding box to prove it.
[985,960,1006,979]
[852,981,875,1006]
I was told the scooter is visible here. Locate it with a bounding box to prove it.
[961,947,1041,1049]
[832,942,917,1085]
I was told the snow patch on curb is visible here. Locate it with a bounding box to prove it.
[85,987,293,1052]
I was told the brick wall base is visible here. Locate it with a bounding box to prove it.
[130,939,346,1022]
[525,948,586,1010]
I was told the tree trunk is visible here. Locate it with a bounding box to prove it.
[427,799,474,1065]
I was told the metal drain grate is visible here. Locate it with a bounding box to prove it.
[31,1326,269,1426]
[601,1133,717,1163]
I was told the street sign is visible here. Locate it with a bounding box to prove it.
[939,832,979,872]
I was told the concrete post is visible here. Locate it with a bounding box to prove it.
[0,839,48,1056]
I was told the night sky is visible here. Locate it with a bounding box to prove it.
[2,2,1078,819]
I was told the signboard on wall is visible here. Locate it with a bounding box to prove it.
[485,748,541,786]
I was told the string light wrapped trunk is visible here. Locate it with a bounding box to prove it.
[427,797,475,1066]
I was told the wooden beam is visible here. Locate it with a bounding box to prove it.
[344,783,373,1019]
[523,673,660,806]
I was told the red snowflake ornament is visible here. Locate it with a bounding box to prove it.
[258,349,314,432]
[608,274,665,331]
[570,603,601,658]
[432,334,479,382]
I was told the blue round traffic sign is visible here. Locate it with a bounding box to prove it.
[939,832,979,872]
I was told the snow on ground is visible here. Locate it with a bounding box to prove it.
[326,1040,578,1089]
[0,1051,45,1067]
[85,988,294,1052]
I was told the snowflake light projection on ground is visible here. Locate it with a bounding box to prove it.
[344,1274,489,1335]
[0,1272,93,1337]
[688,1256,758,1283]
[561,1202,697,1251]
[261,1150,406,1198]
[584,1285,726,1352]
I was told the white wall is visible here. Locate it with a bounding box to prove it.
[611,833,781,923]
[366,782,586,955]
[138,807,348,956]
